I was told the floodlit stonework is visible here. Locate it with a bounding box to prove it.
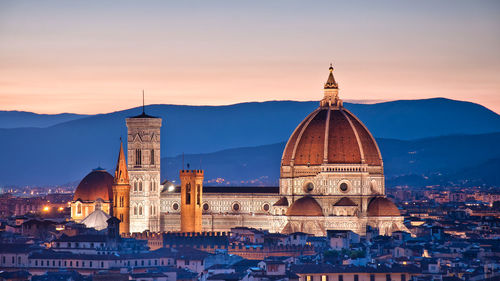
[72,66,407,236]
[126,111,162,233]
[157,66,407,236]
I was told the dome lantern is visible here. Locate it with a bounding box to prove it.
[321,64,342,107]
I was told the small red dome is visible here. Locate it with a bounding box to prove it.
[286,196,323,216]
[281,107,382,166]
[73,168,114,202]
[367,197,400,216]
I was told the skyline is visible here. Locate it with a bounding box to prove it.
[1,0,499,114]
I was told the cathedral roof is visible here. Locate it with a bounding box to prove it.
[73,168,114,202]
[367,197,401,217]
[286,196,323,216]
[281,66,382,167]
[333,197,357,206]
[273,197,289,206]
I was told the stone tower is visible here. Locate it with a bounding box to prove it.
[180,169,204,232]
[126,109,162,233]
[112,141,131,234]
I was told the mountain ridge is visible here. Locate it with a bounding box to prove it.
[0,98,499,186]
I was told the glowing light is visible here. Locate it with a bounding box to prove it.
[168,185,175,192]
[58,207,64,211]
[43,206,50,212]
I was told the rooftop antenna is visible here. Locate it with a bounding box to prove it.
[142,90,145,114]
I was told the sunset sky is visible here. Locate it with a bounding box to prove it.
[0,0,499,114]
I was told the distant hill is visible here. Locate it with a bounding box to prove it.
[0,98,499,186]
[0,111,86,128]
[163,132,500,187]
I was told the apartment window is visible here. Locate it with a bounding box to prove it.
[12,256,14,263]
[70,261,72,267]
[355,275,359,281]
[35,260,38,266]
[151,149,155,164]
[306,276,313,281]
[186,183,191,204]
[339,275,344,281]
[135,149,142,165]
[386,274,392,281]
[101,262,104,268]
[370,275,375,281]
[76,261,79,267]
[401,275,406,281]
[52,260,55,266]
[90,261,93,267]
[58,261,61,266]
[322,276,329,281]
[2,256,5,264]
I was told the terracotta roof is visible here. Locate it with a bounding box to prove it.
[73,169,114,202]
[281,106,382,167]
[286,196,323,216]
[367,197,401,217]
[333,197,357,206]
[273,197,289,206]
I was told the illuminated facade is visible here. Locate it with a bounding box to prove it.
[71,66,407,236]
[159,66,407,236]
[126,111,162,233]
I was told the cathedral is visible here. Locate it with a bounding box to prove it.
[71,66,407,236]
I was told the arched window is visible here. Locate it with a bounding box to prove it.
[119,214,123,222]
[139,206,143,216]
[134,206,137,216]
[120,196,124,207]
[185,183,191,205]
[134,182,138,192]
[77,204,82,214]
[150,205,152,215]
[196,184,201,205]
[139,181,143,191]
[135,149,142,166]
[150,149,155,165]
[150,182,153,192]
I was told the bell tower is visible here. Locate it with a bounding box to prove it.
[180,169,204,233]
[126,103,162,233]
[112,141,130,234]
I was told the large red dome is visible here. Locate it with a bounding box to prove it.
[73,168,114,202]
[281,106,382,167]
